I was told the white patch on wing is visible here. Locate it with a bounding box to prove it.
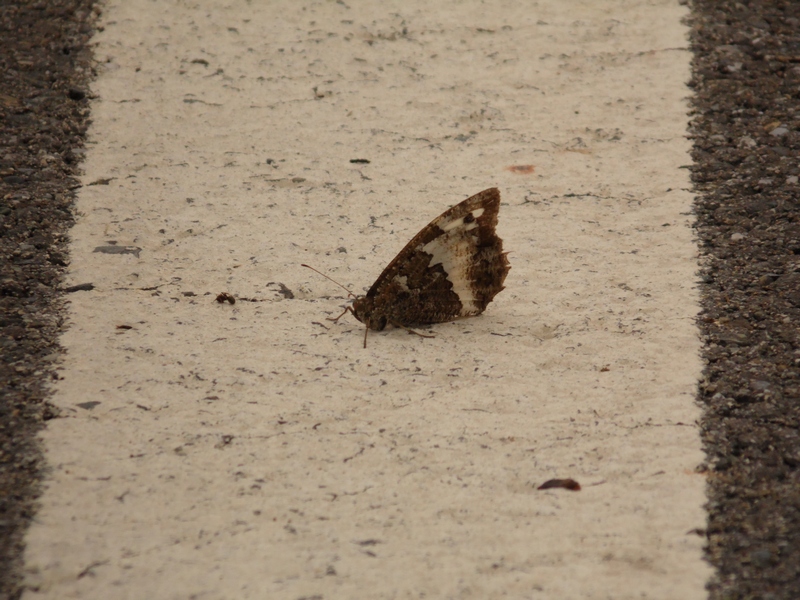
[392,274,410,291]
[439,208,485,233]
[422,231,480,315]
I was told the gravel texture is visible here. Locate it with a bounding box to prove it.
[691,1,800,598]
[0,2,96,598]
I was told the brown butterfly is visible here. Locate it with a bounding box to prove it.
[305,187,510,347]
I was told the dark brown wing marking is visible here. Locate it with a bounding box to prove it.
[351,188,510,331]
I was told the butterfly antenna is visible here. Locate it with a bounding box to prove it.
[301,264,356,298]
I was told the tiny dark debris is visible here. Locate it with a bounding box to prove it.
[64,282,94,293]
[349,158,370,164]
[86,177,114,186]
[267,281,294,299]
[77,559,109,579]
[537,478,581,491]
[505,164,535,174]
[76,401,101,410]
[277,283,294,299]
[215,292,235,304]
[93,245,142,258]
[215,435,234,449]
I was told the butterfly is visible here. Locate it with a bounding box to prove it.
[305,187,510,347]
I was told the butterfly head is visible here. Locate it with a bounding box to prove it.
[351,295,388,331]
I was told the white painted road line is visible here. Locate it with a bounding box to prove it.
[24,2,710,598]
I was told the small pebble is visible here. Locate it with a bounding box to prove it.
[740,136,756,147]
[750,549,772,568]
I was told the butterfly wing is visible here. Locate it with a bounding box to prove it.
[358,188,510,327]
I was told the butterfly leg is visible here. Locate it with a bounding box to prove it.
[389,320,435,340]
[328,305,354,323]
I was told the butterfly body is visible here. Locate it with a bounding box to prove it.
[349,187,510,335]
